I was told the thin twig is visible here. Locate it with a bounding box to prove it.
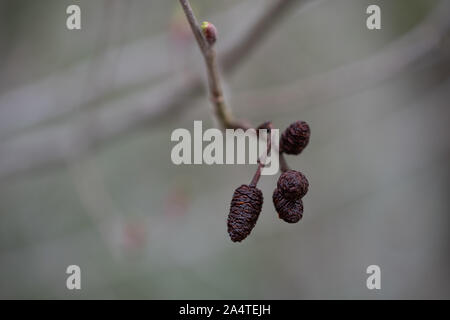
[178,0,208,54]
[181,0,279,184]
[179,0,243,129]
[179,0,301,129]
[250,122,274,187]
[279,154,290,172]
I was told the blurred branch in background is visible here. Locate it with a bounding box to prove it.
[0,0,305,180]
[233,2,450,111]
[0,0,262,138]
[1,0,450,181]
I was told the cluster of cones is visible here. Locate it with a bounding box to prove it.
[227,121,311,242]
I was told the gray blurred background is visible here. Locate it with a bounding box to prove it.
[0,0,449,299]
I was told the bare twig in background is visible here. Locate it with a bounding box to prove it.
[1,0,450,180]
[70,157,124,258]
[232,6,450,111]
[0,0,258,138]
[0,0,300,138]
[0,0,305,179]
[222,0,299,73]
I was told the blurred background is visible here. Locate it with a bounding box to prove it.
[0,0,449,299]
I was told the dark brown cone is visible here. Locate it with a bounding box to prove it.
[228,184,263,242]
[280,121,310,155]
[272,188,304,223]
[277,170,309,199]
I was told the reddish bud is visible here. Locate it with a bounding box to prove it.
[201,21,217,45]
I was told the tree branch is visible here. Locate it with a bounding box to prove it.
[0,0,257,139]
[1,0,305,180]
[179,0,209,54]
[1,0,449,180]
[179,0,248,129]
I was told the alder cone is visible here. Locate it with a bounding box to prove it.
[228,184,263,242]
[277,170,309,199]
[272,188,304,223]
[280,121,310,155]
